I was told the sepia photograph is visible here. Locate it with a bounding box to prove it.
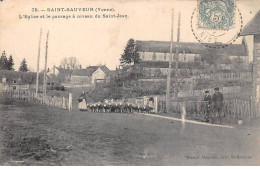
[0,0,259,166]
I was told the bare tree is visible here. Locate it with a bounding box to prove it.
[60,58,68,69]
[68,57,80,69]
[59,57,80,69]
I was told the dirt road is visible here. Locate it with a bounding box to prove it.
[0,100,259,165]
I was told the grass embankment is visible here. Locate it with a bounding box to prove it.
[0,100,259,165]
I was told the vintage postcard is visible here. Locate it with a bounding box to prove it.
[0,0,260,166]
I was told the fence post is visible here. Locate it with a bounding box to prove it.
[62,97,66,109]
[154,96,158,113]
[68,93,72,111]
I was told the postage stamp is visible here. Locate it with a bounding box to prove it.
[198,0,235,30]
[191,0,242,48]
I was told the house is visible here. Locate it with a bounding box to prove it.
[70,65,110,85]
[91,66,110,84]
[47,65,73,83]
[70,69,93,84]
[239,10,260,100]
[0,70,41,91]
[46,74,60,88]
[0,70,61,92]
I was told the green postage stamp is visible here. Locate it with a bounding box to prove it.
[198,0,235,30]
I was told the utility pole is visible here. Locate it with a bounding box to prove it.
[174,12,181,100]
[166,9,174,113]
[43,30,49,96]
[252,49,259,100]
[35,27,42,98]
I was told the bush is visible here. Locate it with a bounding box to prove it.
[49,83,66,91]
[59,85,65,91]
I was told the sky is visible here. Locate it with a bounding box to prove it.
[0,0,259,71]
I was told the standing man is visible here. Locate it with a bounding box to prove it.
[212,87,224,124]
[203,91,211,122]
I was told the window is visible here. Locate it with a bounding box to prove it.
[2,77,6,83]
[13,80,16,84]
[164,53,167,61]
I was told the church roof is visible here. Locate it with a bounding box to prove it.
[136,41,247,56]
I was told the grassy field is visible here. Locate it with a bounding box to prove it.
[0,100,259,166]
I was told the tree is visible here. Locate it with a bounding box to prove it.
[19,58,29,72]
[231,57,244,70]
[60,58,68,69]
[200,48,230,70]
[68,57,80,69]
[7,55,14,70]
[0,51,9,70]
[200,49,220,66]
[120,38,140,65]
[59,57,80,69]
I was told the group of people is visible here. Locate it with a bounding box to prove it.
[203,87,224,124]
[78,91,155,113]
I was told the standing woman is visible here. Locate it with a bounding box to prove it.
[78,91,87,110]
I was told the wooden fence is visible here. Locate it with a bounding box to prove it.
[177,86,241,98]
[156,86,241,100]
[157,99,260,121]
[198,72,252,80]
[0,90,72,110]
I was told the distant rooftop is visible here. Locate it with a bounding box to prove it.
[0,70,44,85]
[72,65,110,76]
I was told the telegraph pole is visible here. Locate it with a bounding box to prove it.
[43,30,49,96]
[166,9,174,113]
[174,12,181,100]
[252,49,258,100]
[35,27,42,98]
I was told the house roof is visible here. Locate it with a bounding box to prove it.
[47,74,59,83]
[0,70,44,85]
[55,67,73,74]
[72,65,110,76]
[136,41,248,56]
[87,66,99,69]
[240,10,260,36]
[99,66,110,75]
